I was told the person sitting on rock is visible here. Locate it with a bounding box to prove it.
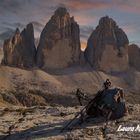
[86,79,111,116]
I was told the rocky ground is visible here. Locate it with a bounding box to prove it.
[0,104,139,140]
[0,6,140,140]
[0,65,140,107]
[0,66,139,140]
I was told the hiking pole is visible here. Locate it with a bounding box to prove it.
[60,97,96,133]
[60,105,87,132]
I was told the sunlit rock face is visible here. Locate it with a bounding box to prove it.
[128,44,140,71]
[1,23,36,68]
[36,7,81,69]
[84,16,129,73]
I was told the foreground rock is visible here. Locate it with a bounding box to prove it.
[0,104,139,140]
[84,16,129,73]
[37,7,81,69]
[2,23,36,68]
[128,44,140,71]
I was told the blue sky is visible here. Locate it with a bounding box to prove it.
[0,0,140,48]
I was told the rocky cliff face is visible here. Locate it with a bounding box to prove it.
[37,7,81,69]
[128,44,140,71]
[2,23,36,68]
[84,16,129,73]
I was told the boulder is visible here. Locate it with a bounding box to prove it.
[36,7,81,69]
[2,23,36,68]
[128,44,140,71]
[84,16,129,73]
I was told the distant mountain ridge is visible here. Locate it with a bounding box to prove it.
[1,7,140,72]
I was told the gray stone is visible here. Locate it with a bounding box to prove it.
[2,23,36,68]
[36,7,81,69]
[84,16,129,73]
[128,44,140,71]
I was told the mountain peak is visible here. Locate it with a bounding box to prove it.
[2,23,36,68]
[99,16,116,27]
[84,16,129,73]
[54,7,69,17]
[15,28,20,35]
[37,7,80,69]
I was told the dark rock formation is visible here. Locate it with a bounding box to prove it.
[2,23,36,68]
[128,44,140,71]
[79,52,86,65]
[37,7,81,69]
[84,16,129,73]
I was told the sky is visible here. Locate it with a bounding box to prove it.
[0,0,140,49]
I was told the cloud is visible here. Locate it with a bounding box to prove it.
[116,4,140,13]
[122,25,137,34]
[74,15,98,26]
[80,26,93,41]
[31,21,44,38]
[63,0,110,11]
[63,0,140,14]
[0,0,139,47]
[80,25,94,51]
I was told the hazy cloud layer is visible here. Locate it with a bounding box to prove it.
[0,0,140,46]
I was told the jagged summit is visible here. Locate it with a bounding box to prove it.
[84,16,129,73]
[99,16,116,27]
[48,7,74,30]
[93,16,129,48]
[54,7,69,17]
[36,7,81,69]
[15,28,20,34]
[2,23,36,68]
[21,23,34,38]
